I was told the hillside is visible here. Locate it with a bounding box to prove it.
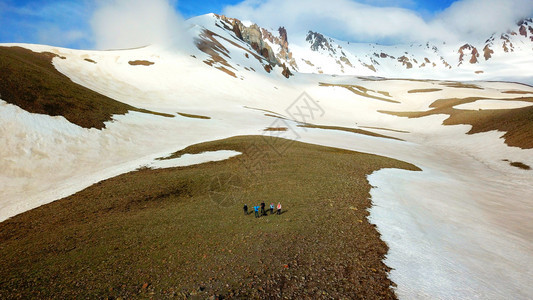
[1,12,533,300]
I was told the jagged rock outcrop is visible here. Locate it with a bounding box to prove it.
[483,45,494,60]
[519,25,528,37]
[340,56,353,67]
[208,13,533,77]
[242,24,277,63]
[470,48,479,64]
[281,63,292,78]
[278,27,288,50]
[217,14,294,78]
[397,56,413,69]
[219,15,277,64]
[306,31,335,54]
[500,34,514,52]
[231,21,243,40]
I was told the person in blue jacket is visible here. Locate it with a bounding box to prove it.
[254,205,260,218]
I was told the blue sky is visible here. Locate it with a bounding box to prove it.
[176,0,457,18]
[177,0,244,18]
[0,0,531,49]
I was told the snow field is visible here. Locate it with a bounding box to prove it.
[1,15,533,299]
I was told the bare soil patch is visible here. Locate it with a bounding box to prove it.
[440,82,483,89]
[407,88,442,93]
[177,112,211,120]
[503,90,533,95]
[299,124,404,141]
[128,60,154,66]
[503,159,531,170]
[0,136,419,299]
[376,91,392,97]
[264,127,288,131]
[510,161,531,170]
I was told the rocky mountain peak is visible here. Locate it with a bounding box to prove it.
[306,31,335,54]
[196,13,533,78]
[213,14,295,77]
[278,27,288,48]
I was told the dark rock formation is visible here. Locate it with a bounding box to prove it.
[281,63,292,78]
[500,34,514,52]
[397,56,413,69]
[483,45,494,60]
[469,48,479,64]
[458,44,479,65]
[232,21,243,40]
[306,31,335,54]
[519,25,528,37]
[279,27,288,49]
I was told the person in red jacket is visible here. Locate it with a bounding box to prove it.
[276,202,282,215]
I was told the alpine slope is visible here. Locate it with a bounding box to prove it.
[1,13,533,299]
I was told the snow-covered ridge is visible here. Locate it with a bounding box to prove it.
[194,14,533,83]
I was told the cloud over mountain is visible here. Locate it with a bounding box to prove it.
[223,0,533,44]
[90,0,186,50]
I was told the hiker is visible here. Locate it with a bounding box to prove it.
[260,201,266,216]
[277,202,282,215]
[243,204,248,215]
[254,205,260,218]
[270,203,274,214]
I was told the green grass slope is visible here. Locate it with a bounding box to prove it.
[0,136,419,299]
[0,46,172,129]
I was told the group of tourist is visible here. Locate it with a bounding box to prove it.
[242,201,281,217]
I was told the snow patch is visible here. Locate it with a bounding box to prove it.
[147,150,241,169]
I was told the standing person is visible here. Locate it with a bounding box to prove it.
[243,204,248,215]
[270,203,274,215]
[254,205,260,218]
[260,201,266,216]
[277,202,282,215]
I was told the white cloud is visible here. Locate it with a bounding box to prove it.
[223,0,533,44]
[90,0,187,50]
[433,0,533,41]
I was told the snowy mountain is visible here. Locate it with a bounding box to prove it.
[1,11,533,300]
[197,14,533,82]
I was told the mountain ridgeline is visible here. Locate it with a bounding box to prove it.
[198,14,533,80]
